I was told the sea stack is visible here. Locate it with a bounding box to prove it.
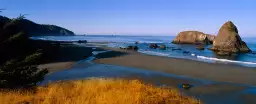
[172,31,213,44]
[210,21,251,53]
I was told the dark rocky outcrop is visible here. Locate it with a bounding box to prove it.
[172,31,213,44]
[77,40,87,43]
[183,51,190,54]
[149,43,158,49]
[0,15,74,36]
[210,21,251,53]
[172,48,182,51]
[120,46,138,51]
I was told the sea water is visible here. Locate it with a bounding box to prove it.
[31,35,256,67]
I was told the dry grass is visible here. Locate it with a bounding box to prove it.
[0,78,201,104]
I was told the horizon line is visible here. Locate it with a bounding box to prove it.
[75,34,256,37]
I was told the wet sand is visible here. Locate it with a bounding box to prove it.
[38,44,94,73]
[42,63,256,104]
[94,47,256,86]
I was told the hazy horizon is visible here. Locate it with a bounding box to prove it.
[1,0,255,36]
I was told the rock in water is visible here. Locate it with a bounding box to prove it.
[196,45,205,50]
[159,45,166,50]
[77,40,87,43]
[181,84,192,90]
[210,21,251,53]
[172,31,211,44]
[149,43,158,49]
[127,46,139,51]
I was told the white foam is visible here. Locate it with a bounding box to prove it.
[197,55,256,65]
[92,50,111,55]
[191,54,196,56]
[138,50,169,56]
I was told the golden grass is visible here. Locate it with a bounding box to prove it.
[0,78,201,104]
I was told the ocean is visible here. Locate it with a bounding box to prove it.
[31,35,256,67]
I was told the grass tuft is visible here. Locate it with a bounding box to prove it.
[0,78,201,104]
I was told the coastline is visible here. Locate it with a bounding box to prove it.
[40,43,256,104]
[39,43,256,86]
[94,46,256,86]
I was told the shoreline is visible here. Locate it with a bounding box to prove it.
[38,44,94,73]
[93,46,256,86]
[38,43,256,86]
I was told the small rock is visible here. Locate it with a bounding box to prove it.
[149,43,158,49]
[77,40,87,43]
[196,45,205,50]
[181,84,192,90]
[135,41,139,44]
[126,46,139,51]
[183,51,190,54]
[172,48,182,51]
[159,45,166,50]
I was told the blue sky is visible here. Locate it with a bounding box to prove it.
[1,0,255,36]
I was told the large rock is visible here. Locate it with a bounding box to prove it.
[210,21,251,53]
[172,31,211,44]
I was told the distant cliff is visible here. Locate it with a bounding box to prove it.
[0,15,75,36]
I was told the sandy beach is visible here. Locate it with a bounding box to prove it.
[39,43,256,86]
[94,47,256,86]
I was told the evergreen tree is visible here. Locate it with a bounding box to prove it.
[0,15,48,89]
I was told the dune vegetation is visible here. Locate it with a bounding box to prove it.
[0,78,200,104]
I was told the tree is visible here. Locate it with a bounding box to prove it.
[0,14,48,89]
[0,53,48,88]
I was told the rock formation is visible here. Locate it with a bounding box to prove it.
[120,46,138,51]
[210,21,251,53]
[206,34,216,44]
[172,31,213,44]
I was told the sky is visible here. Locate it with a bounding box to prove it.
[0,0,255,36]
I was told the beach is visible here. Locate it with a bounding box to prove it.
[94,46,256,86]
[39,43,256,104]
[38,44,93,73]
